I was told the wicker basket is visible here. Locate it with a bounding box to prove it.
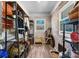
[50,51,59,58]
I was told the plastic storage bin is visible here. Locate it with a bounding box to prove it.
[0,49,8,58]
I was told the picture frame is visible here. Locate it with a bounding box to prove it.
[36,19,44,30]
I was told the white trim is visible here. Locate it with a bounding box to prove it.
[59,1,75,13]
[62,16,69,21]
[16,1,30,17]
[50,1,61,15]
[18,28,25,30]
[65,38,72,42]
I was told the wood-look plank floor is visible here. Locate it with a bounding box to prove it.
[27,44,52,58]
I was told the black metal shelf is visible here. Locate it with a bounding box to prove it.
[62,18,79,57]
[7,15,14,19]
[2,16,14,20]
[62,18,78,25]
[1,2,29,58]
[1,1,30,58]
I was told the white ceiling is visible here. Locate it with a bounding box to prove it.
[17,1,59,17]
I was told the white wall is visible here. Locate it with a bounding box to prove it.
[30,14,51,43]
[51,12,60,51]
[51,1,67,51]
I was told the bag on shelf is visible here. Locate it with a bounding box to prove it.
[69,2,79,20]
[2,18,13,29]
[2,1,13,16]
[71,32,79,43]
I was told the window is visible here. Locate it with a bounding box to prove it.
[59,1,75,35]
